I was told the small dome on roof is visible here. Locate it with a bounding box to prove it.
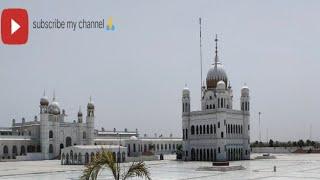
[48,101,60,115]
[182,85,190,95]
[130,136,138,140]
[216,80,226,90]
[40,96,49,106]
[87,97,95,109]
[78,109,83,117]
[241,85,249,96]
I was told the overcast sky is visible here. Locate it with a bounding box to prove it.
[1,1,320,142]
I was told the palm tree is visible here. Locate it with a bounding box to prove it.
[81,150,151,180]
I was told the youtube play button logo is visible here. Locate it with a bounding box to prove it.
[1,8,28,45]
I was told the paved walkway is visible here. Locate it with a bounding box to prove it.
[0,154,320,179]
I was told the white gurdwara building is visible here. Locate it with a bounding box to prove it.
[182,37,250,161]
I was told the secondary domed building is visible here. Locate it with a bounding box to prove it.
[0,92,182,162]
[182,36,250,162]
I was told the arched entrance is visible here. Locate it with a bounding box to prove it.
[191,148,195,161]
[85,153,89,164]
[66,137,72,147]
[66,153,69,165]
[20,146,26,155]
[12,145,17,158]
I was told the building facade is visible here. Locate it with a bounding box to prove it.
[182,36,250,162]
[0,94,182,161]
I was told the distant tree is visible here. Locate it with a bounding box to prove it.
[306,139,312,146]
[287,141,292,147]
[268,139,274,147]
[259,141,263,147]
[292,141,297,147]
[297,139,304,148]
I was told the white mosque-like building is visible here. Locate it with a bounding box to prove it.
[0,94,181,164]
[182,36,250,161]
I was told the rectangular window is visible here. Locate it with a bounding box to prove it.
[218,122,220,128]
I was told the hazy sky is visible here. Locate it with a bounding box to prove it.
[1,1,320,142]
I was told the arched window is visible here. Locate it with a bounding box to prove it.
[214,124,216,134]
[199,125,202,134]
[83,132,86,139]
[49,130,53,138]
[49,144,53,153]
[221,132,224,138]
[209,104,212,109]
[210,96,212,100]
[196,126,199,135]
[206,125,209,134]
[218,122,220,128]
[3,145,8,154]
[203,125,205,134]
[186,129,188,140]
[206,105,209,109]
[213,104,215,109]
[210,125,213,134]
[218,98,220,108]
[165,144,167,150]
[191,125,195,135]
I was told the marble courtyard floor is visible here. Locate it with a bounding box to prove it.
[0,153,320,179]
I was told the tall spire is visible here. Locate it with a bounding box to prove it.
[214,34,219,65]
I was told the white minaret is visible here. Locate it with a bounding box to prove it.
[77,106,84,145]
[182,85,190,114]
[182,85,191,160]
[40,92,49,160]
[240,85,250,159]
[86,97,95,145]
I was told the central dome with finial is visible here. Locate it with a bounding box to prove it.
[206,35,228,89]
